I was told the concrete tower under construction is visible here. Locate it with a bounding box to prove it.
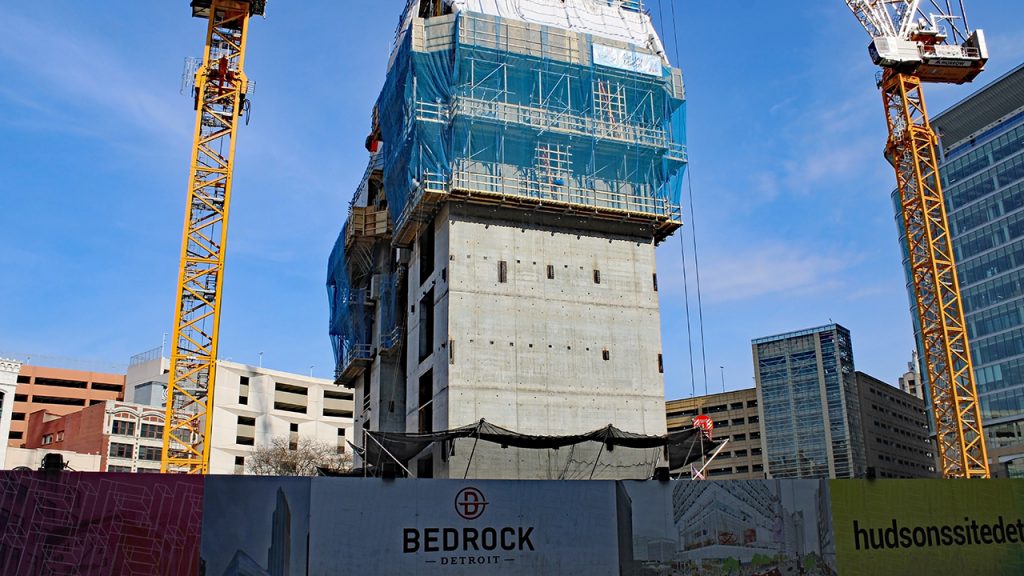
[328,0,687,479]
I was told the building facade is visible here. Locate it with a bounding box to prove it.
[6,364,125,447]
[672,481,781,563]
[268,488,291,576]
[0,359,22,469]
[126,352,354,474]
[328,1,687,478]
[898,351,924,400]
[665,388,764,479]
[752,324,866,479]
[22,400,165,473]
[894,63,1024,477]
[3,447,101,471]
[855,371,938,478]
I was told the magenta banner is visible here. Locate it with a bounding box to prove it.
[0,471,204,576]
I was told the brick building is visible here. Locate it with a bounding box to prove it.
[23,400,164,473]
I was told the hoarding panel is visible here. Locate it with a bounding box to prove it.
[200,475,312,576]
[0,471,203,576]
[308,479,620,575]
[831,479,1024,576]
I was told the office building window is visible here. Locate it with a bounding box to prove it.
[111,420,136,436]
[140,423,163,439]
[109,443,134,459]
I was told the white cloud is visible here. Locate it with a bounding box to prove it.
[693,242,849,304]
[0,8,187,144]
[780,136,879,193]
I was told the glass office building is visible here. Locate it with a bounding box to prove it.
[752,324,866,479]
[894,64,1024,477]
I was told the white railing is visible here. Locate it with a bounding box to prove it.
[413,97,687,161]
[394,161,682,236]
[448,161,679,219]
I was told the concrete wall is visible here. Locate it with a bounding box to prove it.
[406,206,667,478]
[4,447,101,471]
[125,355,169,404]
[206,361,354,475]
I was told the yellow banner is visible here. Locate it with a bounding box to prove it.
[831,480,1024,575]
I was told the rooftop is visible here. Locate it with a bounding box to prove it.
[751,323,846,345]
[933,63,1024,152]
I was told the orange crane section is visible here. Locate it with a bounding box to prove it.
[846,0,989,478]
[161,0,264,474]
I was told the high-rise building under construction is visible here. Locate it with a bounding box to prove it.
[328,0,687,478]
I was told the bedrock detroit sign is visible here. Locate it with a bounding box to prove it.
[403,487,537,567]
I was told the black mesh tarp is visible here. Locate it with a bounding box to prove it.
[359,420,719,473]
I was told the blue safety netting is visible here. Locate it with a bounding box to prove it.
[330,9,687,374]
[377,11,688,231]
[326,222,372,373]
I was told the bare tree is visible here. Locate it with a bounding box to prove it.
[246,436,353,476]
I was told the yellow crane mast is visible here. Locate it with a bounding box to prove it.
[845,1,989,478]
[162,0,265,473]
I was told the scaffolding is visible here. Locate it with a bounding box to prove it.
[327,222,373,386]
[329,4,686,383]
[378,10,687,245]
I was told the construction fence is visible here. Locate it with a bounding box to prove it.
[4,472,1024,575]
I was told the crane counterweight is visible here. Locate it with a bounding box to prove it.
[869,29,987,84]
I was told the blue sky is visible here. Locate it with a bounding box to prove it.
[1,2,1023,400]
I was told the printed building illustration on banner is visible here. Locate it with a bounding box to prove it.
[671,480,835,575]
[201,477,311,576]
[615,480,837,575]
[0,472,203,576]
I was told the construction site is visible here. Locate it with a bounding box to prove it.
[4,0,1024,574]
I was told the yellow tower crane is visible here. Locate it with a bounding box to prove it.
[162,0,265,474]
[845,1,989,478]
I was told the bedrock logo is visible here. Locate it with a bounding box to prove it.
[402,487,536,566]
[455,487,487,520]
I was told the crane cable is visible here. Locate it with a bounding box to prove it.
[656,0,709,397]
[686,166,710,397]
